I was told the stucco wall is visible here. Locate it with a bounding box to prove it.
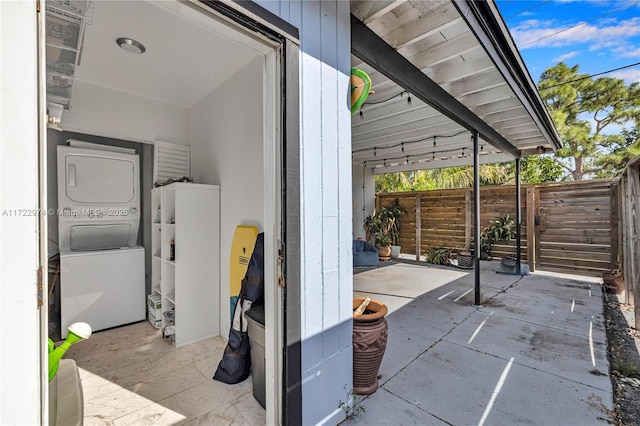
[189,57,265,336]
[352,164,376,241]
[60,81,190,146]
[254,1,354,424]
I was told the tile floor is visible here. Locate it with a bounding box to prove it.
[65,321,265,425]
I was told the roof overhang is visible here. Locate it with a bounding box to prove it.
[350,0,562,173]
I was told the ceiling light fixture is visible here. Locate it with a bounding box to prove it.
[116,37,146,54]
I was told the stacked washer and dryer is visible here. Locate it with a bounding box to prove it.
[58,141,145,338]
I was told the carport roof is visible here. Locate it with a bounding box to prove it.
[350,0,562,174]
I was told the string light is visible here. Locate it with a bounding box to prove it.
[433,136,437,147]
[359,110,364,120]
[407,95,412,107]
[374,148,377,157]
[401,143,405,153]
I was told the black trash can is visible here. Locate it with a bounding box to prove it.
[245,303,265,408]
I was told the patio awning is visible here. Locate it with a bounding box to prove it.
[351,0,562,174]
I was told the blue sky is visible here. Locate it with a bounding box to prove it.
[495,0,640,85]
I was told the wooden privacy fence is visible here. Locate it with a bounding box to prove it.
[620,157,640,325]
[376,179,619,277]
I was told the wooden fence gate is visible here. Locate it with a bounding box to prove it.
[376,179,619,277]
[620,159,639,325]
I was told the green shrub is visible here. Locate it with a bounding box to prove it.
[424,246,453,265]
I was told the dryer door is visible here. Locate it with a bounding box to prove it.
[63,154,136,204]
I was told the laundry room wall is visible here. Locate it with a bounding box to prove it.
[59,81,190,146]
[46,129,154,339]
[253,1,354,424]
[189,57,265,335]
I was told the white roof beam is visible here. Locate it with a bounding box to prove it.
[351,0,404,25]
[405,32,481,70]
[384,4,462,50]
[353,103,448,134]
[432,56,494,84]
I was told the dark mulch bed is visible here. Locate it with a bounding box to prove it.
[603,291,640,426]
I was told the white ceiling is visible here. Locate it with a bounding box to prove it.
[75,1,262,108]
[351,0,560,173]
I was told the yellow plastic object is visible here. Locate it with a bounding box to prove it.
[229,226,259,317]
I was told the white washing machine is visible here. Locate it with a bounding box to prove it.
[58,141,145,337]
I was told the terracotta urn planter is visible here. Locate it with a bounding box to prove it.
[602,272,625,294]
[352,297,388,395]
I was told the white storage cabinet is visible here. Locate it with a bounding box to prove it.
[151,183,220,347]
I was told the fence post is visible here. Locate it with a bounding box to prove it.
[534,188,541,271]
[611,183,620,274]
[416,194,421,261]
[464,190,472,250]
[526,187,536,272]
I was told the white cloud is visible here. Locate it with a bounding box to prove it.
[512,17,640,54]
[613,45,640,58]
[609,68,640,83]
[552,51,579,62]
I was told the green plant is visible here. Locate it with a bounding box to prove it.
[363,198,406,247]
[338,386,366,418]
[387,198,407,246]
[364,213,382,243]
[374,230,392,247]
[612,362,640,379]
[480,214,516,255]
[423,246,453,265]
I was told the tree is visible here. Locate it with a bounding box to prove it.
[503,155,565,184]
[374,157,562,192]
[538,63,640,180]
[593,128,640,179]
[375,165,509,192]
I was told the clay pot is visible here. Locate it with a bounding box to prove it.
[377,245,391,260]
[352,298,388,395]
[602,272,625,295]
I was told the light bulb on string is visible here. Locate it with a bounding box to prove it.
[407,95,412,106]
[359,110,364,120]
[433,136,437,147]
[401,143,405,153]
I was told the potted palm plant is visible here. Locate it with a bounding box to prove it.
[479,214,516,259]
[387,198,406,259]
[457,214,515,267]
[363,208,394,260]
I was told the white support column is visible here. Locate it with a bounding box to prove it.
[0,1,42,424]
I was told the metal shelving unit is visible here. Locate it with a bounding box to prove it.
[45,0,94,111]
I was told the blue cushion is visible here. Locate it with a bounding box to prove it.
[353,240,379,267]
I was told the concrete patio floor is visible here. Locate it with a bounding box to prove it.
[348,260,612,425]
